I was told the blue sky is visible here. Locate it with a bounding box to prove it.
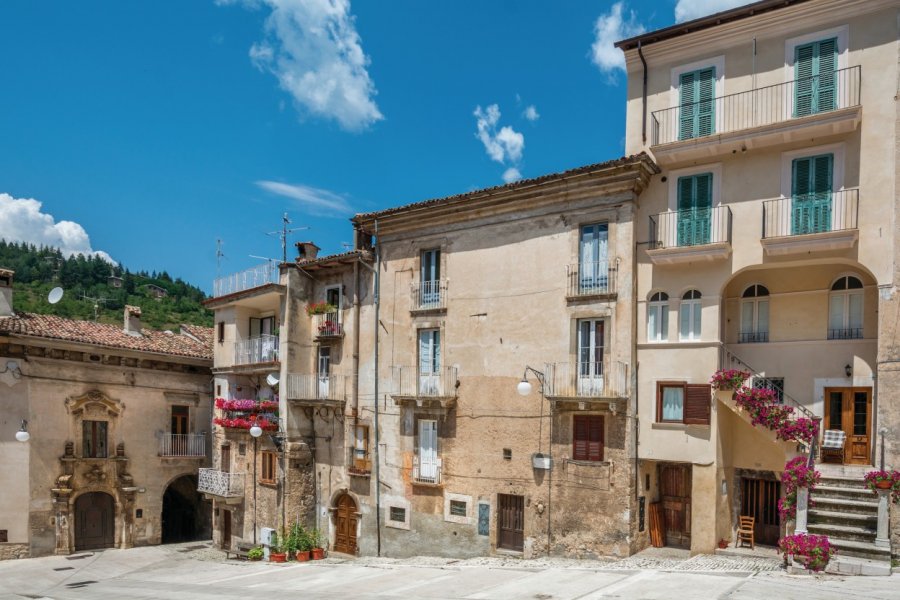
[0,0,744,292]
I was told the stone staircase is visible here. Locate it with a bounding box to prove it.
[807,464,891,574]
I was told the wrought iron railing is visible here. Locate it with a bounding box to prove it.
[738,331,769,344]
[159,433,206,457]
[213,262,279,298]
[719,345,813,420]
[285,373,350,402]
[651,66,861,145]
[566,262,616,297]
[543,361,628,399]
[197,469,245,497]
[650,205,732,250]
[411,279,448,311]
[762,188,858,239]
[312,312,343,338]
[392,366,458,398]
[233,334,279,365]
[412,455,442,485]
[828,327,863,340]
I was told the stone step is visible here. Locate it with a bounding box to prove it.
[807,522,877,544]
[807,509,877,527]
[817,476,869,490]
[825,555,892,576]
[809,496,879,516]
[827,538,891,561]
[812,484,876,501]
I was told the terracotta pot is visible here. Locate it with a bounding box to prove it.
[295,550,311,562]
[311,547,325,560]
[875,480,892,490]
[269,552,287,563]
[717,539,728,549]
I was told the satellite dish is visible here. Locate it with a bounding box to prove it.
[266,373,280,387]
[48,287,64,304]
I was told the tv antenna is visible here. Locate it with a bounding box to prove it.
[266,213,308,263]
[216,239,227,278]
[80,293,108,321]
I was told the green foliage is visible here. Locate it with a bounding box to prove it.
[0,239,212,329]
[247,546,264,560]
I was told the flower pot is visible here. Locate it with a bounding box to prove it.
[875,480,892,490]
[269,552,287,563]
[717,539,728,549]
[295,550,311,562]
[311,547,325,560]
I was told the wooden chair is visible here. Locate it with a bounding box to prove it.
[735,516,755,549]
[820,429,846,464]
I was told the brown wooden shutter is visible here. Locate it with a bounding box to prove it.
[588,415,604,461]
[573,415,604,461]
[684,384,711,425]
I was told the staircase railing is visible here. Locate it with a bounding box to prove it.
[719,344,814,419]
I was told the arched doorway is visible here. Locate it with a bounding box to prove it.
[333,494,358,555]
[162,474,211,544]
[74,492,115,551]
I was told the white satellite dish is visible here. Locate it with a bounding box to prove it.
[266,373,280,387]
[48,287,64,304]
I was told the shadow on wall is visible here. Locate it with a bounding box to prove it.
[162,474,211,544]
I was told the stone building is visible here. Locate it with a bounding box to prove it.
[0,270,213,559]
[616,0,898,568]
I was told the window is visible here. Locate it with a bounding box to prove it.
[420,248,441,307]
[577,319,604,395]
[573,415,604,462]
[352,425,370,472]
[261,451,277,484]
[326,286,341,310]
[238,442,247,456]
[317,346,331,398]
[415,419,440,484]
[657,383,711,425]
[679,67,715,140]
[82,420,108,458]
[740,285,770,343]
[502,448,512,460]
[217,322,224,343]
[679,290,702,341]
[752,377,784,404]
[449,500,467,517]
[791,154,833,235]
[579,223,609,294]
[249,316,276,338]
[829,275,863,339]
[794,38,837,117]
[648,292,669,342]
[389,507,406,523]
[676,174,713,246]
[418,329,441,395]
[171,405,189,435]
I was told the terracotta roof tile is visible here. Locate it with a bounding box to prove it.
[180,323,215,348]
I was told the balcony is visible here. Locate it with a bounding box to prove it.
[348,446,371,477]
[197,469,244,501]
[412,455,442,486]
[761,189,859,255]
[828,327,863,341]
[647,205,732,265]
[313,312,344,340]
[391,366,458,409]
[544,361,628,409]
[285,373,350,406]
[650,67,861,165]
[233,334,279,366]
[567,262,616,299]
[212,263,280,299]
[738,331,769,344]
[159,433,206,458]
[410,280,448,312]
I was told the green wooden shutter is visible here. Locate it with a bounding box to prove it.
[679,71,697,141]
[795,38,838,116]
[794,43,815,116]
[817,38,837,112]
[679,67,715,140]
[677,174,713,246]
[792,154,833,234]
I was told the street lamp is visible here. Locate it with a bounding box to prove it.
[15,419,29,442]
[515,366,552,556]
[250,419,262,544]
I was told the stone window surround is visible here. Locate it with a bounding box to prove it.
[783,25,849,82]
[444,492,473,525]
[384,497,411,531]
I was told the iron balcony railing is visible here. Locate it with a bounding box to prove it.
[567,262,616,297]
[159,433,206,457]
[392,366,458,398]
[719,345,814,420]
[411,279,448,311]
[762,188,858,239]
[233,334,279,365]
[651,66,861,146]
[312,312,343,338]
[285,373,350,402]
[197,469,245,497]
[348,446,371,476]
[738,331,769,344]
[412,455,442,485]
[544,361,628,399]
[213,262,280,298]
[650,205,732,250]
[828,327,863,340]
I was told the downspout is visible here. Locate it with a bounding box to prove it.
[373,220,382,557]
[639,40,648,145]
[353,259,361,418]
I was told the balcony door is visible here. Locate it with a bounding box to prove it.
[824,387,872,465]
[418,329,440,395]
[577,319,604,396]
[678,66,715,140]
[250,316,277,361]
[579,223,608,294]
[420,249,440,306]
[794,38,837,117]
[677,174,712,246]
[317,346,331,399]
[791,154,832,235]
[417,419,439,483]
[171,405,189,455]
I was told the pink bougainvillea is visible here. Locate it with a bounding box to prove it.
[213,416,278,431]
[731,386,819,445]
[710,369,751,391]
[214,398,279,412]
[778,456,820,520]
[863,469,900,503]
[779,533,835,572]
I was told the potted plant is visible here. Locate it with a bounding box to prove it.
[778,533,835,572]
[717,538,728,549]
[710,369,750,391]
[268,530,287,563]
[291,523,312,562]
[864,469,900,500]
[247,546,264,561]
[306,302,337,316]
[310,528,326,560]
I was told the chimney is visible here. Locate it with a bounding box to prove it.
[0,268,13,317]
[123,305,142,336]
[295,241,321,261]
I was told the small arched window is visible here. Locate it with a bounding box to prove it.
[680,290,702,341]
[829,276,863,339]
[648,292,669,342]
[740,285,770,343]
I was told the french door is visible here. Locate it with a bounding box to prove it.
[579,223,608,294]
[740,477,780,546]
[317,346,331,399]
[577,319,604,396]
[418,329,441,395]
[824,387,871,465]
[421,249,441,306]
[417,419,438,483]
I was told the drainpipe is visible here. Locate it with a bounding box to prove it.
[638,41,648,145]
[373,220,382,557]
[353,259,361,418]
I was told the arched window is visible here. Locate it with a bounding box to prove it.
[740,284,770,343]
[648,292,669,342]
[829,276,863,339]
[680,290,702,341]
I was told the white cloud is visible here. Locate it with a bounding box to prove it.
[591,2,645,75]
[474,104,526,183]
[0,193,115,263]
[226,0,383,132]
[523,105,540,122]
[256,180,352,216]
[675,0,747,22]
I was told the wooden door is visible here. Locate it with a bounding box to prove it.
[221,445,231,472]
[171,406,188,455]
[221,509,232,550]
[333,494,358,554]
[75,492,115,551]
[740,477,780,546]
[825,387,871,465]
[497,494,525,552]
[659,464,691,548]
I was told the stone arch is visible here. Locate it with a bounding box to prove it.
[330,490,359,555]
[73,491,116,551]
[161,473,211,544]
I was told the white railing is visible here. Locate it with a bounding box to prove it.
[413,455,442,485]
[392,366,458,398]
[213,262,279,298]
[544,361,628,399]
[312,312,343,337]
[285,373,350,402]
[234,334,279,365]
[197,469,245,497]
[411,280,448,311]
[567,262,615,296]
[159,433,206,457]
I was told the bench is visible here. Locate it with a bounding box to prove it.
[225,541,255,560]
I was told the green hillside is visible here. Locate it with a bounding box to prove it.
[0,240,212,330]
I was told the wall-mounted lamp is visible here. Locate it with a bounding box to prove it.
[15,419,29,442]
[845,364,852,378]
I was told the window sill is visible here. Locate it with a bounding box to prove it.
[565,459,610,467]
[651,422,710,430]
[259,480,277,487]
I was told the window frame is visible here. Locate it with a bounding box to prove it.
[656,382,711,425]
[647,292,669,343]
[260,450,277,484]
[679,289,702,341]
[668,55,725,142]
[828,275,864,339]
[657,382,686,423]
[740,284,770,343]
[82,420,108,458]
[572,414,605,462]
